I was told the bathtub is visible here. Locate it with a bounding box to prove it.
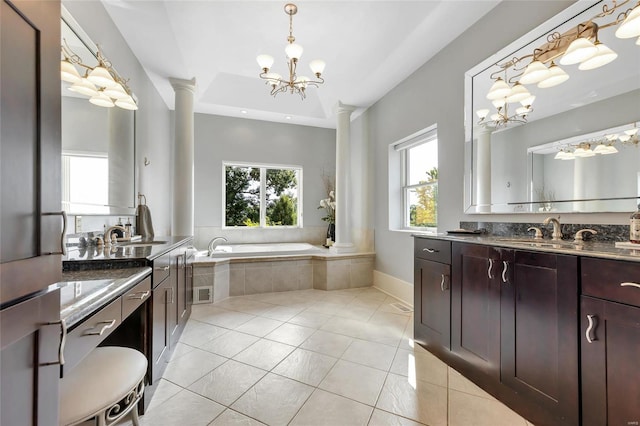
[207,242,324,258]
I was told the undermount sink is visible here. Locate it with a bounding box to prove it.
[495,238,578,248]
[117,240,168,247]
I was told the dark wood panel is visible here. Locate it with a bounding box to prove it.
[414,258,451,353]
[414,238,451,263]
[581,296,640,426]
[582,257,640,306]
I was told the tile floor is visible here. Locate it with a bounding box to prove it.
[125,288,535,426]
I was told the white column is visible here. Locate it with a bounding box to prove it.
[475,126,492,213]
[170,77,196,236]
[331,102,356,254]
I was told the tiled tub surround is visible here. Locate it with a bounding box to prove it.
[193,252,375,302]
[460,221,630,242]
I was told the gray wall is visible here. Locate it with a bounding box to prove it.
[63,1,172,235]
[193,114,336,249]
[366,1,579,284]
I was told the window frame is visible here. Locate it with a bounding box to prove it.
[222,161,303,229]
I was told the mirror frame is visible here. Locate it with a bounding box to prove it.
[61,6,137,216]
[464,0,640,214]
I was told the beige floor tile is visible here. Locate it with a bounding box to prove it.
[390,348,448,387]
[448,367,495,400]
[300,330,353,358]
[376,373,447,426]
[341,339,397,371]
[231,373,314,426]
[162,348,227,388]
[448,389,528,426]
[190,306,255,329]
[233,338,295,370]
[272,348,337,386]
[146,379,182,411]
[333,305,377,322]
[138,389,224,426]
[168,341,196,361]
[234,316,283,337]
[260,305,306,322]
[290,389,373,426]
[264,322,315,346]
[214,297,275,316]
[318,359,387,406]
[368,409,426,425]
[188,359,267,406]
[179,321,229,347]
[208,409,266,425]
[200,330,260,358]
[288,310,333,329]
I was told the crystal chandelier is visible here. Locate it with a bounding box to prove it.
[256,3,326,99]
[477,0,640,128]
[60,40,138,110]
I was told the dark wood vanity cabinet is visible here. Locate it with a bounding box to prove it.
[414,239,451,356]
[580,258,640,426]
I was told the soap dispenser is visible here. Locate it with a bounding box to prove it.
[125,218,132,239]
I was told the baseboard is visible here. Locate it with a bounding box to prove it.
[373,270,413,307]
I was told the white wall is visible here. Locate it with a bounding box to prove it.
[63,1,172,236]
[367,1,576,284]
[193,114,336,249]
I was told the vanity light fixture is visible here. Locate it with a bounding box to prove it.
[61,40,138,110]
[553,122,638,160]
[256,3,325,99]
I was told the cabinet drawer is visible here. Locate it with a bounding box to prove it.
[153,252,171,288]
[122,276,151,319]
[64,297,122,373]
[582,258,640,307]
[414,238,451,264]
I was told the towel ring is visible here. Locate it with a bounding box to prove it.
[137,193,147,205]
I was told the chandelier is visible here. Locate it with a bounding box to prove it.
[256,3,326,99]
[60,40,138,110]
[554,122,639,160]
[477,0,640,128]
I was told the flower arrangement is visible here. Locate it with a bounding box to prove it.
[318,190,336,224]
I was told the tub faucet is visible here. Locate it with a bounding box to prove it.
[542,217,563,240]
[208,237,228,255]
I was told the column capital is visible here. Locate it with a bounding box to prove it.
[169,77,197,93]
[334,101,356,117]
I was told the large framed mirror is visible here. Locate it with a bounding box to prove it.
[464,0,640,214]
[61,8,136,215]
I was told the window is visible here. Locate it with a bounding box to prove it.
[224,163,302,227]
[395,127,438,230]
[61,153,109,213]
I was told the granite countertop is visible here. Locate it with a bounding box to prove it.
[413,233,640,263]
[63,236,193,263]
[52,266,152,329]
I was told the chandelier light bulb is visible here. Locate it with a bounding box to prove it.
[554,151,565,160]
[60,60,82,83]
[309,59,326,76]
[256,54,275,71]
[89,91,115,108]
[561,151,576,160]
[114,95,138,110]
[486,77,512,100]
[68,78,99,97]
[87,66,117,88]
[537,62,569,88]
[102,83,129,99]
[593,144,609,154]
[619,134,632,142]
[615,4,640,38]
[476,109,490,119]
[519,61,550,84]
[506,82,531,103]
[285,43,304,60]
[604,145,619,154]
[578,42,618,70]
[560,37,598,65]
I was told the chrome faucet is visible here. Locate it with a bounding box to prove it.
[104,225,126,247]
[542,217,563,240]
[207,237,228,255]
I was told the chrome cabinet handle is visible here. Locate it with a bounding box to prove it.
[440,274,448,291]
[621,282,640,289]
[422,248,439,253]
[488,259,494,279]
[42,211,67,255]
[502,261,509,283]
[42,320,67,366]
[127,291,150,300]
[84,319,116,336]
[586,314,597,343]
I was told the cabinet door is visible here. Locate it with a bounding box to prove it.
[501,251,579,425]
[451,243,500,378]
[0,0,62,305]
[168,252,179,343]
[581,296,640,426]
[151,279,173,383]
[414,259,451,353]
[1,289,61,426]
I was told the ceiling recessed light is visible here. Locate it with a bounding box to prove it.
[241,110,248,114]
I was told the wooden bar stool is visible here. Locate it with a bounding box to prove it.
[59,346,147,426]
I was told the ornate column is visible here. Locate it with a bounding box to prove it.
[331,102,356,253]
[169,78,196,236]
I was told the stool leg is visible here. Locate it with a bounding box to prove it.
[130,403,141,426]
[97,413,106,426]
